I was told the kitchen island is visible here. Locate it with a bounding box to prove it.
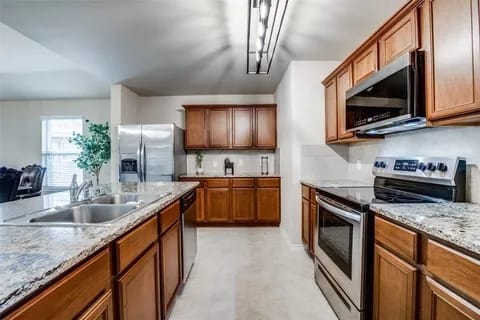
[0,181,198,319]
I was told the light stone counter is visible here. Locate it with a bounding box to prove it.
[301,179,371,189]
[370,203,480,256]
[0,182,198,314]
[180,173,280,178]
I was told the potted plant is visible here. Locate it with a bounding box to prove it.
[69,119,111,186]
[195,151,204,175]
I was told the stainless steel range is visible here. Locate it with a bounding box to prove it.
[313,156,466,320]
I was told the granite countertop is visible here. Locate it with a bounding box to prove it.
[0,182,198,314]
[301,179,371,189]
[370,203,480,256]
[181,172,281,178]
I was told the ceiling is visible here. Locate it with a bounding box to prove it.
[0,0,407,100]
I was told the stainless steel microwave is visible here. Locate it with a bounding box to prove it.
[345,51,425,135]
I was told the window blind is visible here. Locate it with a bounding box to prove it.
[41,117,84,188]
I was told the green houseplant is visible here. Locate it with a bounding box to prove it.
[195,151,204,175]
[69,120,111,185]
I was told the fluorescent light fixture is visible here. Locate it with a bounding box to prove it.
[247,0,289,74]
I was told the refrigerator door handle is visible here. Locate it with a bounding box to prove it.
[141,143,146,181]
[137,142,142,181]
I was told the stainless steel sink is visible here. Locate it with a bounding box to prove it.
[91,193,161,205]
[29,204,138,224]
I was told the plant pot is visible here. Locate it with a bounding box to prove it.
[196,167,204,175]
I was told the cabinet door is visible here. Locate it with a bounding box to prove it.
[379,10,418,67]
[78,291,114,320]
[353,43,378,84]
[336,66,354,140]
[160,221,182,316]
[117,244,161,320]
[205,188,231,222]
[196,188,205,222]
[301,198,310,249]
[185,108,208,149]
[255,106,277,149]
[232,188,255,221]
[256,187,280,222]
[373,244,416,320]
[309,202,317,255]
[208,108,231,148]
[424,276,480,320]
[325,78,338,142]
[427,0,480,121]
[232,107,254,148]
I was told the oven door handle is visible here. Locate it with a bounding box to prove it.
[316,195,361,223]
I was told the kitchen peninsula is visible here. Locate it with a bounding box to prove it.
[0,181,198,320]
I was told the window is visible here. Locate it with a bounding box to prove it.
[41,117,84,189]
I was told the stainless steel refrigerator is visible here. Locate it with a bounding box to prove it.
[117,124,186,182]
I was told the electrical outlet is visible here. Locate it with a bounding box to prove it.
[238,159,244,167]
[212,160,218,168]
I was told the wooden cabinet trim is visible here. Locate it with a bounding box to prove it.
[375,216,418,263]
[115,216,158,274]
[159,200,180,234]
[427,239,480,303]
[77,290,114,320]
[5,249,111,320]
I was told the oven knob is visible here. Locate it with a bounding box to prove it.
[427,163,437,171]
[380,161,387,168]
[437,163,448,172]
[418,162,427,171]
[374,161,380,168]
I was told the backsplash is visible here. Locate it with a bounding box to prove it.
[347,126,480,203]
[186,150,276,175]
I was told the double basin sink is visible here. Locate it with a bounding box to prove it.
[2,193,171,227]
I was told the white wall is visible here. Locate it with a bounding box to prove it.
[0,99,111,183]
[275,61,349,246]
[348,126,480,203]
[139,94,275,128]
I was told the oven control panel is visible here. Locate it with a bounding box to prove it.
[372,156,466,185]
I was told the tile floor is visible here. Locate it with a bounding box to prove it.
[170,227,338,320]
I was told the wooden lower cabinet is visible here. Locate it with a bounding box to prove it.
[373,244,417,320]
[160,221,182,317]
[78,291,114,320]
[424,276,480,320]
[309,202,316,254]
[117,244,161,320]
[301,184,317,256]
[232,188,255,221]
[256,187,280,222]
[196,188,205,222]
[301,198,310,247]
[205,187,231,222]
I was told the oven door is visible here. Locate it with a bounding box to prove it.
[314,193,365,309]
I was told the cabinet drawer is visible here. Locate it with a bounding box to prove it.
[115,216,158,274]
[427,240,480,303]
[159,201,181,234]
[257,178,280,188]
[375,217,418,263]
[206,179,230,188]
[302,185,310,200]
[6,249,111,320]
[232,178,255,188]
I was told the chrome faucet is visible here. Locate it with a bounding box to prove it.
[70,174,93,202]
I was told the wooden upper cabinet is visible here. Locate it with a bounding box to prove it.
[232,107,254,148]
[208,108,231,148]
[426,0,480,122]
[336,65,354,140]
[325,78,338,142]
[373,244,416,320]
[353,43,378,84]
[379,10,419,67]
[255,106,277,149]
[185,108,208,149]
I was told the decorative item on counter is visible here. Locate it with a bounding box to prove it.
[195,151,204,175]
[69,119,111,186]
[224,158,234,175]
[261,156,269,175]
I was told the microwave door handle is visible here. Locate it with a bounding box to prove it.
[316,195,361,223]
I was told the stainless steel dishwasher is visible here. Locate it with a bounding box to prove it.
[180,190,197,287]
